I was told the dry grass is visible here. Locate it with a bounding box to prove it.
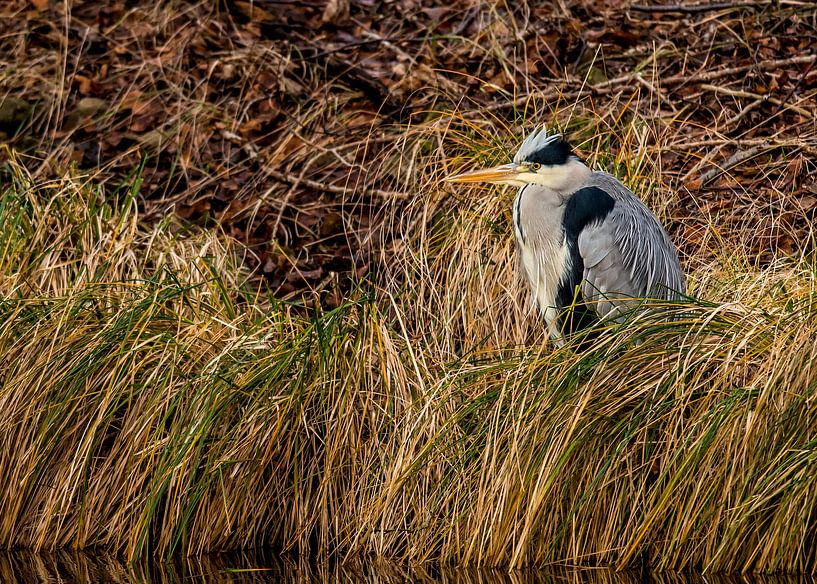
[9,550,801,583]
[2,105,817,571]
[2,0,816,293]
[1,0,817,575]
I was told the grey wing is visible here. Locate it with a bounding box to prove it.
[578,190,684,320]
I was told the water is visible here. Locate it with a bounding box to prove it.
[1,551,814,584]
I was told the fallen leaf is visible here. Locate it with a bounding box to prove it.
[137,129,167,149]
[75,97,108,116]
[287,267,323,282]
[798,196,817,211]
[322,0,350,23]
[233,0,274,21]
[421,6,450,21]
[75,75,93,95]
[129,117,152,133]
[0,97,32,129]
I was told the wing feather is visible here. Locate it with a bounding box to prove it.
[576,173,684,320]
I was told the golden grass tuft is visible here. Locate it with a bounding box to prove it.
[2,0,817,573]
[2,89,817,574]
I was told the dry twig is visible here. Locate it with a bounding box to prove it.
[699,142,775,185]
[701,83,815,119]
[631,1,771,13]
[471,55,816,117]
[266,169,409,200]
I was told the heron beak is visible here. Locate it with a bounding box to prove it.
[444,163,523,184]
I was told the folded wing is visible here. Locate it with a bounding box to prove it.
[575,176,685,320]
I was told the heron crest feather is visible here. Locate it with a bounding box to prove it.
[514,127,572,166]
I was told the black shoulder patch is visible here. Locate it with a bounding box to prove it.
[556,186,616,336]
[526,135,573,166]
[562,186,616,240]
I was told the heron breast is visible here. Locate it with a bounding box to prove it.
[517,234,570,334]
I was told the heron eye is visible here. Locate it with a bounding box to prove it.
[530,162,541,171]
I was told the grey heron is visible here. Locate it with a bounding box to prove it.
[445,127,684,341]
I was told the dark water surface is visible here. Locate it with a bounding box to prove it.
[1,551,815,584]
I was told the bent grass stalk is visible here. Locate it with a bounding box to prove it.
[0,113,816,573]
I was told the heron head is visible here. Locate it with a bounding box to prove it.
[444,127,589,193]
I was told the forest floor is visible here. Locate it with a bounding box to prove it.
[2,0,816,304]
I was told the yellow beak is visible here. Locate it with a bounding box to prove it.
[444,163,523,184]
